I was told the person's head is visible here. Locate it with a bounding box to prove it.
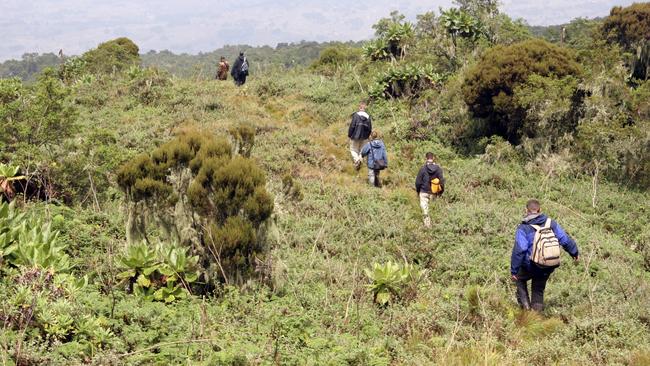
[239,51,245,57]
[370,130,380,140]
[359,101,367,111]
[220,56,225,61]
[526,199,541,214]
[425,152,435,162]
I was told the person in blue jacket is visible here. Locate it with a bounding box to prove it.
[361,130,387,188]
[511,199,579,311]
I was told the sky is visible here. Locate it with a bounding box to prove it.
[0,0,640,61]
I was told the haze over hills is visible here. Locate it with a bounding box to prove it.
[0,0,639,61]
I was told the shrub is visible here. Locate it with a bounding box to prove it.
[365,261,425,306]
[117,130,274,289]
[310,45,362,73]
[369,64,444,99]
[462,39,582,143]
[82,37,140,75]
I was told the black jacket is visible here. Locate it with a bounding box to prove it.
[231,55,248,78]
[415,162,445,194]
[347,111,372,140]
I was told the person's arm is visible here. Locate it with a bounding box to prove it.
[382,143,388,165]
[415,168,424,194]
[511,227,528,278]
[438,167,445,194]
[552,220,579,259]
[361,143,370,157]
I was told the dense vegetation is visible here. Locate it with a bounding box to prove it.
[0,1,649,365]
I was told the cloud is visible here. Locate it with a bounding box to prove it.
[0,0,639,61]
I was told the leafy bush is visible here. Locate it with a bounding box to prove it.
[462,39,582,143]
[82,37,140,75]
[117,130,274,289]
[365,261,425,306]
[364,16,415,61]
[128,66,173,106]
[310,45,362,74]
[117,241,199,302]
[369,63,444,99]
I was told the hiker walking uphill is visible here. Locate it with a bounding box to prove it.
[361,131,388,187]
[414,152,444,228]
[216,56,229,80]
[231,52,250,86]
[511,199,579,312]
[348,101,372,170]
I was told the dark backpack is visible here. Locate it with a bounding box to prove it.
[370,144,387,170]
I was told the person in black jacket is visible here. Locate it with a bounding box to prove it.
[231,52,249,86]
[414,152,445,228]
[348,101,372,170]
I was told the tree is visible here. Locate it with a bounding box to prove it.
[462,39,582,143]
[82,37,140,74]
[602,3,650,80]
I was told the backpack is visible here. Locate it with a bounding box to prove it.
[530,218,561,267]
[430,178,442,194]
[370,144,387,170]
[241,58,249,74]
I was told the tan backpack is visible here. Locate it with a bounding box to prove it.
[530,218,561,267]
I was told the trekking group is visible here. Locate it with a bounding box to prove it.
[347,100,580,312]
[215,52,249,86]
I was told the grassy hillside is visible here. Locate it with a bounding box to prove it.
[1,68,648,365]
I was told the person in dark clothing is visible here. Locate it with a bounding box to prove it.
[511,199,579,311]
[361,130,388,187]
[216,56,229,80]
[414,152,445,228]
[231,52,249,86]
[348,101,372,170]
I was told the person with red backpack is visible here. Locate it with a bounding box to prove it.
[511,199,580,311]
[414,152,444,228]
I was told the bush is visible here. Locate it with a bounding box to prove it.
[462,39,582,143]
[82,37,140,75]
[369,63,444,99]
[310,45,362,74]
[117,130,274,289]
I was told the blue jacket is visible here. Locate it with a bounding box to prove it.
[361,140,388,169]
[510,214,579,275]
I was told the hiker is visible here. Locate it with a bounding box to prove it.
[347,101,372,170]
[361,131,388,187]
[511,199,579,311]
[231,52,250,86]
[414,152,444,228]
[216,56,229,80]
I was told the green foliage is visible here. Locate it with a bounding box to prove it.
[369,63,444,99]
[601,3,650,50]
[117,241,199,302]
[365,15,415,61]
[365,261,425,306]
[82,37,140,75]
[128,66,173,106]
[281,174,303,201]
[118,130,273,288]
[58,56,88,84]
[440,8,484,45]
[310,45,362,75]
[462,39,582,142]
[0,52,64,82]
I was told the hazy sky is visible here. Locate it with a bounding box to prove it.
[0,0,639,61]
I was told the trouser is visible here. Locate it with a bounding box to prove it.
[419,192,432,227]
[349,139,365,165]
[515,266,552,311]
[368,169,380,187]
